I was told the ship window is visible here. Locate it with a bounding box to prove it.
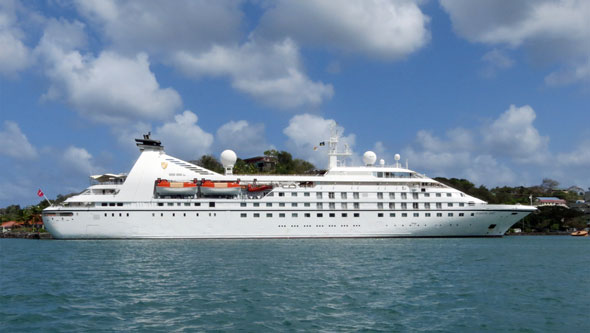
[194,203,200,206]
[378,203,383,209]
[172,213,175,217]
[101,203,107,206]
[161,213,164,217]
[377,192,383,199]
[157,203,164,206]
[329,213,335,217]
[353,192,359,199]
[401,193,407,199]
[109,203,115,206]
[413,213,419,217]
[304,192,310,197]
[468,202,475,206]
[401,203,407,209]
[341,192,347,199]
[412,203,419,209]
[209,202,215,207]
[304,203,310,207]
[279,203,285,207]
[112,213,115,217]
[437,213,442,217]
[471,213,475,216]
[448,203,453,207]
[167,203,173,206]
[279,213,286,218]
[424,193,430,197]
[328,192,335,199]
[377,172,383,178]
[292,213,298,217]
[413,193,419,199]
[378,213,384,217]
[317,192,323,199]
[117,203,123,206]
[402,213,407,217]
[266,203,272,207]
[253,213,260,218]
[104,213,107,217]
[389,203,395,209]
[253,203,260,207]
[196,213,199,217]
[329,203,335,210]
[241,213,247,218]
[436,193,442,197]
[317,203,323,209]
[354,203,360,210]
[389,213,396,217]
[126,213,129,217]
[290,203,297,207]
[425,203,430,209]
[389,192,395,199]
[436,203,442,209]
[342,213,348,217]
[447,193,452,197]
[317,213,323,217]
[184,203,190,206]
[459,213,464,216]
[152,213,154,217]
[267,193,274,197]
[305,213,311,218]
[425,213,431,217]
[240,203,246,207]
[448,213,453,217]
[459,203,465,207]
[341,203,348,209]
[279,192,285,197]
[292,192,297,197]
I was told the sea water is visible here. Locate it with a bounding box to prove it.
[1,237,588,332]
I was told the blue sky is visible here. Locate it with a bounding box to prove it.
[1,0,589,207]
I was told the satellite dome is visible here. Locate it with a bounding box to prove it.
[220,150,237,167]
[379,159,385,166]
[363,151,377,166]
[394,154,401,161]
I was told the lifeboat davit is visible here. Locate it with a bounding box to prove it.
[247,184,273,192]
[155,179,198,196]
[200,181,241,196]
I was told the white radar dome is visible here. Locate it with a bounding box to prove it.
[220,149,237,167]
[363,151,377,166]
[394,154,401,161]
[379,159,385,166]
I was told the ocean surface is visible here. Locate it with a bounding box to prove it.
[1,236,589,332]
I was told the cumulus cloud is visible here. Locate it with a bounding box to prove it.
[283,114,356,168]
[174,38,334,109]
[35,19,182,124]
[440,0,590,84]
[480,48,514,78]
[0,0,31,75]
[62,146,99,176]
[483,105,549,163]
[74,0,242,56]
[257,0,430,59]
[0,121,37,160]
[215,120,271,157]
[154,111,213,159]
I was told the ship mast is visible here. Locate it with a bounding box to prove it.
[328,122,352,169]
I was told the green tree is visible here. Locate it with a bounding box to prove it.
[194,155,224,174]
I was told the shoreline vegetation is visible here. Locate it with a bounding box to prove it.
[1,152,588,238]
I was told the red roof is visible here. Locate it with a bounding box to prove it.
[1,221,20,228]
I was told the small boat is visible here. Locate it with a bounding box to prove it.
[247,184,273,192]
[200,181,241,196]
[155,179,197,196]
[570,230,588,237]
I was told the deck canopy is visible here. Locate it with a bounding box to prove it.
[90,173,127,183]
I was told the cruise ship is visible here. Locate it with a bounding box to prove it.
[42,132,536,239]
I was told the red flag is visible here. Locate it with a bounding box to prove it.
[37,189,44,197]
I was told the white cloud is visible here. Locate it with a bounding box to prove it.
[0,121,37,160]
[483,105,549,163]
[440,0,590,84]
[62,146,97,176]
[257,0,430,60]
[0,0,31,75]
[154,111,213,159]
[74,0,243,56]
[480,48,514,78]
[173,38,333,109]
[215,120,271,157]
[283,113,356,168]
[36,19,182,124]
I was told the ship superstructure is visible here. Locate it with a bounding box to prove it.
[42,133,536,239]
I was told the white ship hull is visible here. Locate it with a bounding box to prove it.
[43,205,533,239]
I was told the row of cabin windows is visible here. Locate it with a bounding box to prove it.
[239,212,474,218]
[101,202,124,207]
[378,212,473,218]
[267,192,458,199]
[157,202,203,207]
[238,202,466,209]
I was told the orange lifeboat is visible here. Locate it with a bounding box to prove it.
[200,181,241,196]
[247,184,273,192]
[155,179,197,196]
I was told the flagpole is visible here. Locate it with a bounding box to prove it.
[43,194,53,206]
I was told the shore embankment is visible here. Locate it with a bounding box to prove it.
[1,231,53,239]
